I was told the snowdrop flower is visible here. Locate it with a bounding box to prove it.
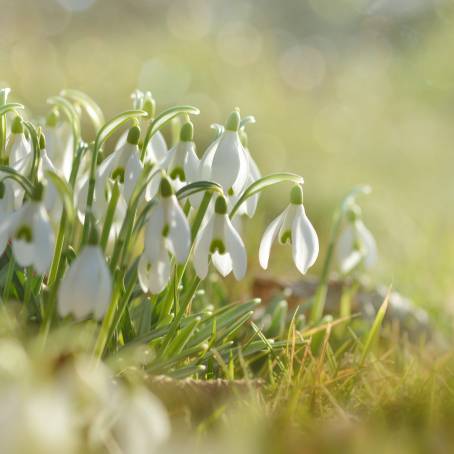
[7,116,33,177]
[146,121,200,199]
[42,110,73,180]
[231,129,261,217]
[336,204,377,274]
[5,116,32,207]
[259,185,319,275]
[161,121,199,190]
[198,111,249,197]
[193,195,247,280]
[116,92,167,166]
[77,125,143,222]
[57,230,112,320]
[0,184,55,274]
[38,134,62,220]
[111,388,170,454]
[138,176,191,294]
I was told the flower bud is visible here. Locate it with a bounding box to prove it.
[143,92,156,118]
[346,204,361,222]
[46,109,59,127]
[39,132,46,150]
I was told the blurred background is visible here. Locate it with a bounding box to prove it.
[1,0,453,323]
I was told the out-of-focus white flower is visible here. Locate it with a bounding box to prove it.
[336,204,377,274]
[7,116,32,177]
[259,185,319,275]
[5,116,32,207]
[198,111,249,197]
[42,110,74,180]
[0,188,55,274]
[112,387,170,454]
[77,125,143,223]
[193,195,247,279]
[138,176,190,294]
[58,243,112,320]
[0,385,77,454]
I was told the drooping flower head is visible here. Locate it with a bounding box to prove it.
[0,183,55,275]
[138,175,191,294]
[58,226,112,320]
[193,194,247,280]
[259,185,319,275]
[199,110,249,198]
[336,204,377,275]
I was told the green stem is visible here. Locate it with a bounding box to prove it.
[100,182,120,251]
[48,211,67,288]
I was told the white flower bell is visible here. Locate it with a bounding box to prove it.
[138,176,191,294]
[77,125,143,222]
[193,195,247,280]
[198,111,249,197]
[42,110,73,180]
[259,185,319,275]
[336,204,377,274]
[146,121,200,200]
[7,116,33,177]
[161,121,199,190]
[57,229,112,320]
[0,184,55,275]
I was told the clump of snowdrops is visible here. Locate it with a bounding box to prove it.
[0,86,378,361]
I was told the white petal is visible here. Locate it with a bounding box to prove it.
[138,250,171,294]
[224,215,247,279]
[258,211,286,269]
[12,239,34,268]
[92,249,113,320]
[212,252,232,277]
[0,208,21,256]
[192,216,214,279]
[144,203,165,262]
[199,138,220,180]
[336,225,354,269]
[145,173,160,201]
[211,131,245,192]
[167,196,190,263]
[145,132,167,164]
[31,204,55,274]
[183,143,200,183]
[291,205,319,274]
[356,220,378,269]
[124,152,143,202]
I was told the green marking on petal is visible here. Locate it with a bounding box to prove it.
[162,224,169,237]
[112,167,125,183]
[16,225,33,242]
[170,167,186,182]
[279,230,292,245]
[210,239,226,254]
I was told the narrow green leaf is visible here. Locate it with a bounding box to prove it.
[0,102,24,117]
[176,180,223,200]
[230,172,304,218]
[359,288,390,367]
[95,109,147,150]
[60,89,105,131]
[143,105,200,151]
[45,171,75,223]
[47,95,81,141]
[0,166,34,195]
